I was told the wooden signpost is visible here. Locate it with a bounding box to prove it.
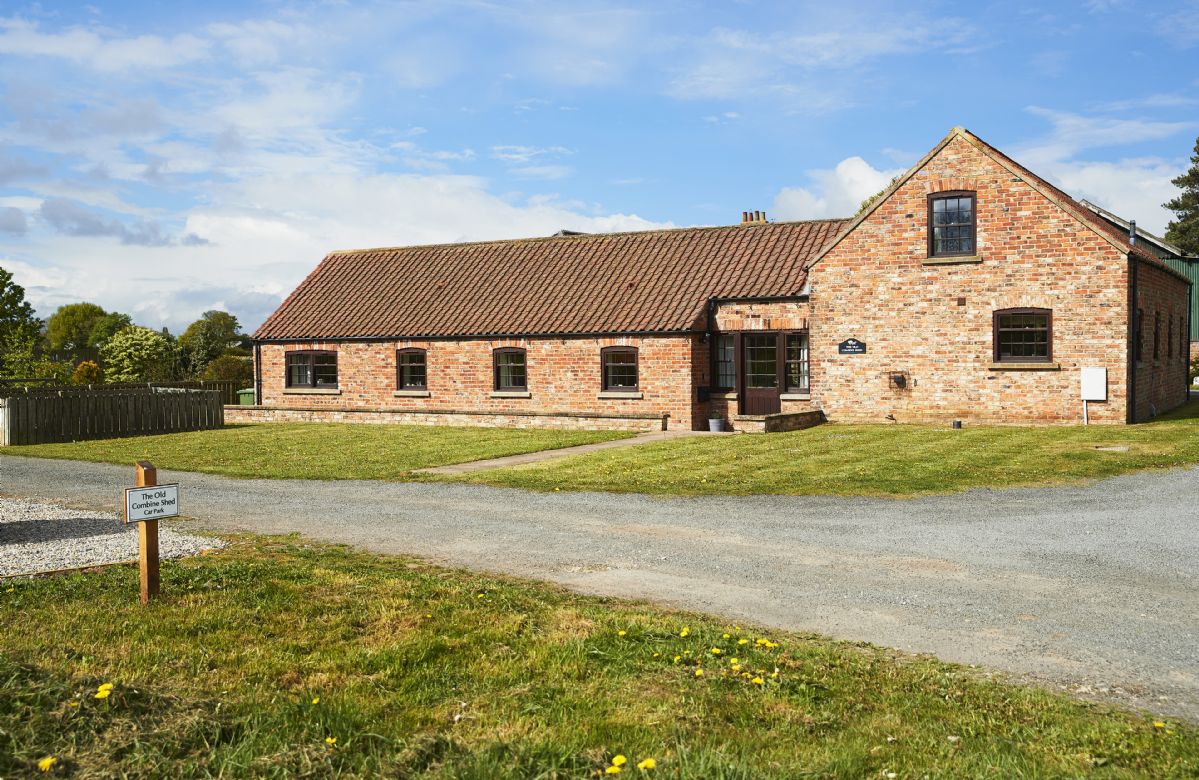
[123,461,180,604]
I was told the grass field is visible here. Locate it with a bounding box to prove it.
[2,537,1194,778]
[454,400,1199,497]
[4,423,632,480]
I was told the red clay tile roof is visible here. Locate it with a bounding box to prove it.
[254,219,847,340]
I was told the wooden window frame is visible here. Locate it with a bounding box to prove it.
[600,346,639,392]
[712,333,736,391]
[784,330,810,393]
[993,308,1052,364]
[493,347,528,391]
[396,348,427,391]
[1153,310,1161,362]
[1168,315,1174,361]
[927,190,977,258]
[285,350,338,389]
[1136,308,1144,364]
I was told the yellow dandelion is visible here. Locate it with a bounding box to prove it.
[683,650,691,656]
[311,697,320,705]
[751,676,764,685]
[694,668,704,677]
[38,756,57,772]
[424,613,432,618]
[476,593,485,599]
[731,664,741,672]
[1154,721,1166,728]
[722,633,731,639]
[672,655,681,663]
[710,647,722,655]
[5,587,13,593]
[730,657,739,664]
[97,683,113,692]
[605,767,622,775]
[326,736,337,745]
[94,689,111,700]
[738,638,749,645]
[612,755,627,766]
[637,757,657,770]
[679,627,690,637]
[652,652,660,658]
[618,630,627,637]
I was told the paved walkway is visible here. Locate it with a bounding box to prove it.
[2,454,1196,721]
[415,429,709,475]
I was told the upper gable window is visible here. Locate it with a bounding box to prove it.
[928,191,976,257]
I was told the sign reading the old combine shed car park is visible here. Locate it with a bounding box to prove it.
[838,338,867,354]
[124,484,180,523]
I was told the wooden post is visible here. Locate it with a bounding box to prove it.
[136,461,160,604]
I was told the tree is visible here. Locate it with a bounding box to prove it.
[179,310,244,377]
[0,266,42,377]
[45,302,107,355]
[87,312,133,349]
[1164,135,1199,254]
[201,354,253,385]
[100,326,178,382]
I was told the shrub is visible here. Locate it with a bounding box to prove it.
[201,354,253,385]
[71,360,103,385]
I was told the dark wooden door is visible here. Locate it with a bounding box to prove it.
[741,333,781,415]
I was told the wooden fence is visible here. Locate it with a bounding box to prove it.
[0,379,242,405]
[0,387,224,446]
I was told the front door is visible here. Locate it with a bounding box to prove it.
[741,332,781,415]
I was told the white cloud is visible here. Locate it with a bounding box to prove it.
[0,17,210,72]
[1018,107,1193,165]
[491,145,573,163]
[1156,2,1199,47]
[771,156,905,221]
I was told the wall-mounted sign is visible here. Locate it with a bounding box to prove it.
[838,338,867,354]
[124,484,180,524]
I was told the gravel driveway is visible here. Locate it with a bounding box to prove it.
[2,454,1196,720]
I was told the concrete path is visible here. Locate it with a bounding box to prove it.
[415,429,709,475]
[2,454,1196,721]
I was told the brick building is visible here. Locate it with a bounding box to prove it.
[241,128,1191,431]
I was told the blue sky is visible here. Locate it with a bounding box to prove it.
[1,1,1197,333]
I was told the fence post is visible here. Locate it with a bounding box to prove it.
[135,461,160,604]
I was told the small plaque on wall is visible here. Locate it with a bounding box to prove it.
[838,338,867,354]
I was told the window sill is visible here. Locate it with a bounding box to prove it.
[283,387,341,395]
[988,362,1060,371]
[598,391,643,399]
[923,255,982,266]
[780,392,811,401]
[490,390,531,398]
[393,390,430,398]
[711,391,738,400]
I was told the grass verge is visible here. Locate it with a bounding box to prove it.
[2,537,1195,778]
[3,423,632,480]
[450,400,1199,497]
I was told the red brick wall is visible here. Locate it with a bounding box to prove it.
[811,134,1135,425]
[1133,261,1191,421]
[257,335,699,430]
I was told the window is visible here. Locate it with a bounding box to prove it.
[286,350,337,388]
[993,308,1052,363]
[493,348,527,391]
[785,332,809,392]
[743,334,778,388]
[1153,311,1161,361]
[601,347,638,391]
[928,191,976,257]
[714,334,735,390]
[397,348,427,390]
[1136,308,1144,363]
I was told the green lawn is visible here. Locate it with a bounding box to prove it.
[2,538,1194,778]
[452,400,1199,496]
[5,423,632,480]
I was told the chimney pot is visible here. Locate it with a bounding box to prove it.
[742,211,749,224]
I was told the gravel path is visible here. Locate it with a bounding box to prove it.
[2,454,1196,720]
[0,496,224,577]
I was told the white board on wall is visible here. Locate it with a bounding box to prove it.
[1081,367,1107,401]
